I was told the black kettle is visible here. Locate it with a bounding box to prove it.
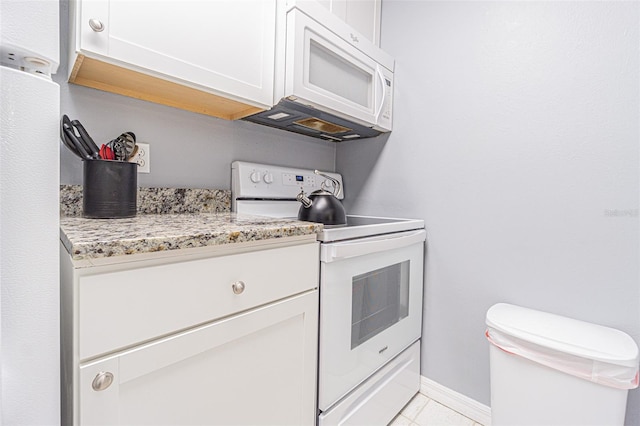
[296,170,347,226]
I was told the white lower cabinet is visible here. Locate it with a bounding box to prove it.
[61,240,319,425]
[80,291,317,425]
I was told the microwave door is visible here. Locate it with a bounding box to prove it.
[285,9,379,126]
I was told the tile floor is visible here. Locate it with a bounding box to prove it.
[389,392,484,426]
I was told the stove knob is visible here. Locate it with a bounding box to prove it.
[249,171,261,183]
[263,172,274,184]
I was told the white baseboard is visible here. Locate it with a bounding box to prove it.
[420,376,492,426]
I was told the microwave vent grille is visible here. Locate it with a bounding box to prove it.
[294,117,351,134]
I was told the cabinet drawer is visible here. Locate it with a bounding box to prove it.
[78,242,318,360]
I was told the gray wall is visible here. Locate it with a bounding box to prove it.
[337,1,640,423]
[56,1,336,189]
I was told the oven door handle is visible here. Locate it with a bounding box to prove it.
[321,229,426,263]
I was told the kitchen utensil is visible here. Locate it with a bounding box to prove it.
[60,116,83,159]
[60,115,102,160]
[99,144,115,160]
[121,132,136,158]
[62,119,93,160]
[106,132,136,161]
[60,114,138,162]
[111,138,127,161]
[127,144,139,161]
[71,119,100,159]
[296,170,346,225]
[122,131,136,143]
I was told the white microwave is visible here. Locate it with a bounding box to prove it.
[245,0,395,142]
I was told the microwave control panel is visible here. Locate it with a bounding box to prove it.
[382,78,393,121]
[376,65,393,131]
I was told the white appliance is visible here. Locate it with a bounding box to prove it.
[232,161,424,425]
[244,1,394,142]
[0,1,60,423]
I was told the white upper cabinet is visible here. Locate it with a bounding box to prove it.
[69,0,278,120]
[309,0,381,45]
[67,0,383,121]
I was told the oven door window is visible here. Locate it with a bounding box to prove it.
[351,261,410,349]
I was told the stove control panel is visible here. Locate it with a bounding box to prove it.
[232,161,344,201]
[283,172,318,187]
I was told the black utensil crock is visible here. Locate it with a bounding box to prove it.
[83,159,137,218]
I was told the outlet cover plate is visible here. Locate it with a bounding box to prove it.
[130,142,150,173]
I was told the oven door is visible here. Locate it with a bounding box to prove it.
[318,229,425,411]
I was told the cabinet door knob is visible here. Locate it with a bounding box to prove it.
[231,281,246,295]
[88,18,105,32]
[92,371,114,391]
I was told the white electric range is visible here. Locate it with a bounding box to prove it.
[232,161,425,425]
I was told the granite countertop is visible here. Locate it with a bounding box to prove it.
[59,185,321,261]
[60,213,323,261]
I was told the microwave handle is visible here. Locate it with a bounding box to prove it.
[374,65,386,120]
[321,229,426,263]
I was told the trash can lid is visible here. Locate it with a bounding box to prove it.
[486,303,639,367]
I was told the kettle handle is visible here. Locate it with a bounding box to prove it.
[314,170,342,198]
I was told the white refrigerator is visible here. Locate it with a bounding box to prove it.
[0,0,60,423]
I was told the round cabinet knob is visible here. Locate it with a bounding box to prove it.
[263,172,274,184]
[249,171,261,183]
[88,18,105,32]
[231,281,246,295]
[92,371,114,391]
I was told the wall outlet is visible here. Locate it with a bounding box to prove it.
[130,142,150,173]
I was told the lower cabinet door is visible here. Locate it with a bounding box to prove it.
[79,291,318,425]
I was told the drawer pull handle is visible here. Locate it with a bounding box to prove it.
[232,281,246,295]
[92,371,114,391]
[88,18,105,32]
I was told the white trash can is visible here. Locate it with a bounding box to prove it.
[486,303,639,426]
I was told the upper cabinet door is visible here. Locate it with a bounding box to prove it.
[305,0,381,46]
[77,0,276,108]
[344,0,381,46]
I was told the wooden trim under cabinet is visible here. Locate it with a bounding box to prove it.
[69,55,264,121]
